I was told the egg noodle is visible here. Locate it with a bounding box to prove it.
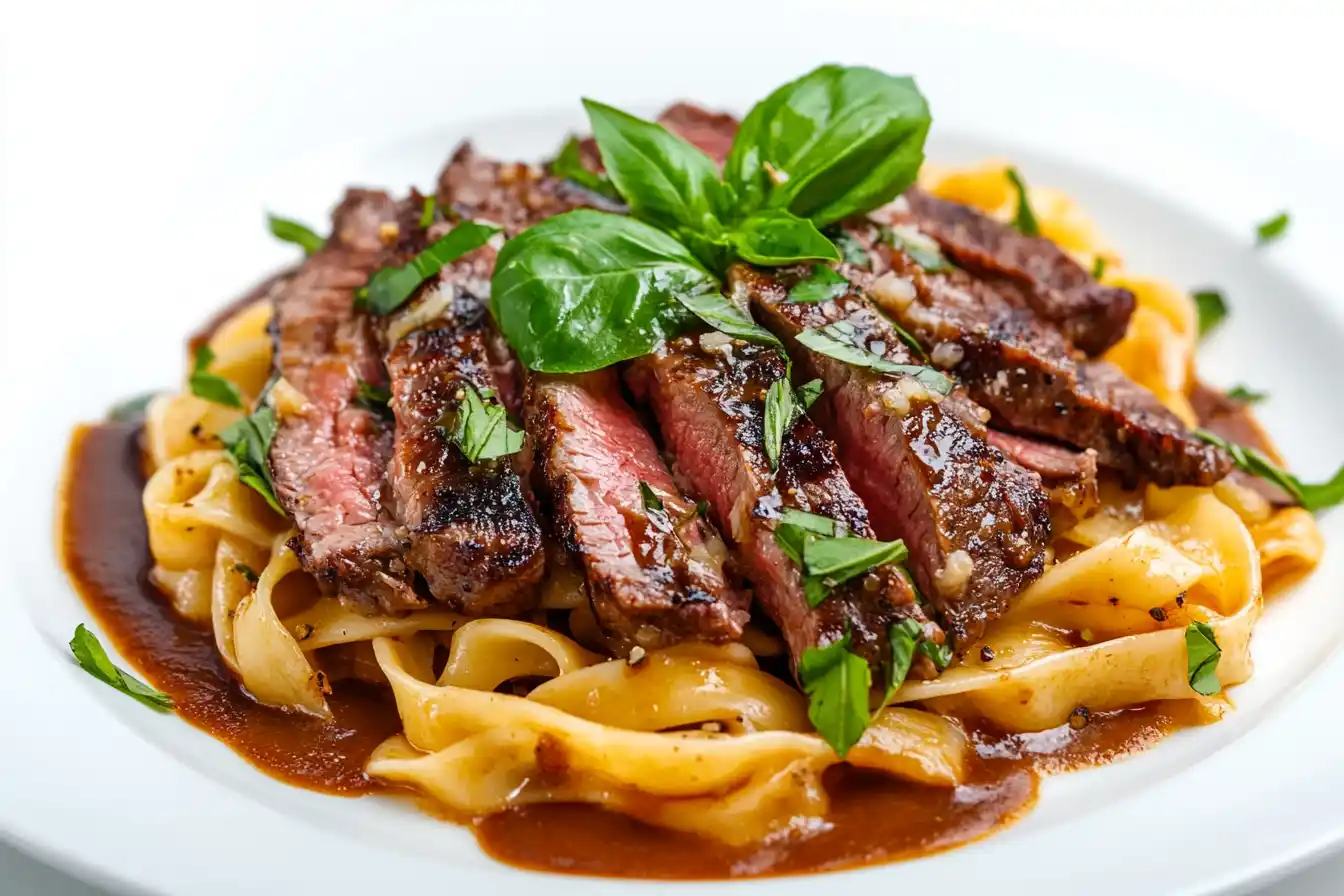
[138,164,1322,844]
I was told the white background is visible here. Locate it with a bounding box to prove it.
[3,1,1343,893]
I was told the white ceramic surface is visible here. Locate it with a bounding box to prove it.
[4,2,1344,895]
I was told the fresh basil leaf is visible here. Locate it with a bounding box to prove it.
[583,98,729,236]
[444,383,524,463]
[218,406,283,514]
[798,631,872,758]
[268,213,325,255]
[773,520,809,568]
[419,195,437,228]
[1091,256,1108,280]
[884,617,922,700]
[788,264,849,304]
[723,209,840,266]
[674,288,784,349]
[366,221,500,315]
[492,210,711,373]
[1193,289,1228,338]
[796,378,823,411]
[796,321,953,395]
[762,377,795,472]
[917,639,954,671]
[1005,167,1040,237]
[69,624,174,712]
[1225,384,1267,405]
[108,391,159,423]
[829,228,872,268]
[639,480,665,512]
[1255,211,1290,245]
[354,380,393,418]
[726,65,931,227]
[804,536,908,581]
[551,135,621,201]
[694,499,709,518]
[779,507,838,537]
[188,344,245,409]
[884,224,950,272]
[1185,621,1222,696]
[1194,428,1344,512]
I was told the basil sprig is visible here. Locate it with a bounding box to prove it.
[773,508,907,608]
[796,321,953,394]
[219,405,283,513]
[798,630,871,758]
[490,65,933,374]
[70,624,174,712]
[365,221,500,316]
[1195,428,1344,511]
[268,213,325,255]
[1185,621,1222,696]
[188,345,245,409]
[762,370,823,470]
[442,384,524,464]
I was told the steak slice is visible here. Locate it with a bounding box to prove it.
[849,218,1231,487]
[376,203,545,616]
[527,370,749,648]
[268,189,420,614]
[737,264,1052,645]
[627,335,940,676]
[902,188,1135,355]
[657,103,739,164]
[986,431,1100,530]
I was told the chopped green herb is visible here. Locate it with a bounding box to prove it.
[233,563,259,584]
[267,214,325,255]
[829,229,872,268]
[796,378,823,412]
[787,265,849,304]
[187,345,245,409]
[419,195,437,228]
[916,639,954,671]
[694,499,709,518]
[550,135,621,201]
[69,624,174,712]
[779,507,840,536]
[774,509,906,607]
[1091,256,1107,280]
[1225,384,1267,405]
[108,391,159,423]
[798,630,872,758]
[218,406,283,514]
[795,321,953,395]
[675,289,783,349]
[1194,428,1344,512]
[1005,167,1040,237]
[1255,211,1290,246]
[638,480,665,513]
[884,224,950,272]
[354,380,393,418]
[365,221,500,315]
[763,374,825,472]
[1193,289,1228,338]
[884,617,922,700]
[1185,621,1222,696]
[442,383,524,464]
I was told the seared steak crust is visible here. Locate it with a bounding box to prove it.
[737,265,1052,645]
[378,211,545,616]
[986,431,1100,530]
[527,371,749,648]
[851,220,1231,487]
[903,189,1135,355]
[268,189,420,613]
[628,335,938,674]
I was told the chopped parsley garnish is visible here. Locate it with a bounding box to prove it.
[267,214,325,255]
[1184,621,1222,696]
[1194,428,1344,511]
[829,229,871,268]
[1005,167,1040,237]
[354,380,393,418]
[1193,289,1228,338]
[550,135,621,201]
[787,264,849,304]
[218,406,283,514]
[795,321,953,395]
[188,345,245,409]
[774,508,907,608]
[639,480,665,512]
[442,383,524,464]
[1225,384,1267,405]
[762,368,823,471]
[69,624,174,712]
[1255,211,1290,245]
[364,221,500,315]
[798,630,871,758]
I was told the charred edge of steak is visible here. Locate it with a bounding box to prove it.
[268,188,421,614]
[525,370,749,648]
[903,188,1135,355]
[736,263,1053,646]
[627,335,939,677]
[851,220,1232,488]
[987,430,1100,531]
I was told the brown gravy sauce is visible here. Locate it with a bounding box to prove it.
[61,422,1203,879]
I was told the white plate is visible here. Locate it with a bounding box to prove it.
[4,3,1344,895]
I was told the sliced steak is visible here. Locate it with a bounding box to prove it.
[986,431,1100,530]
[376,201,545,616]
[902,188,1135,354]
[1190,382,1293,506]
[737,264,1052,645]
[657,103,738,164]
[268,189,420,614]
[849,219,1231,487]
[527,370,749,648]
[627,335,939,676]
